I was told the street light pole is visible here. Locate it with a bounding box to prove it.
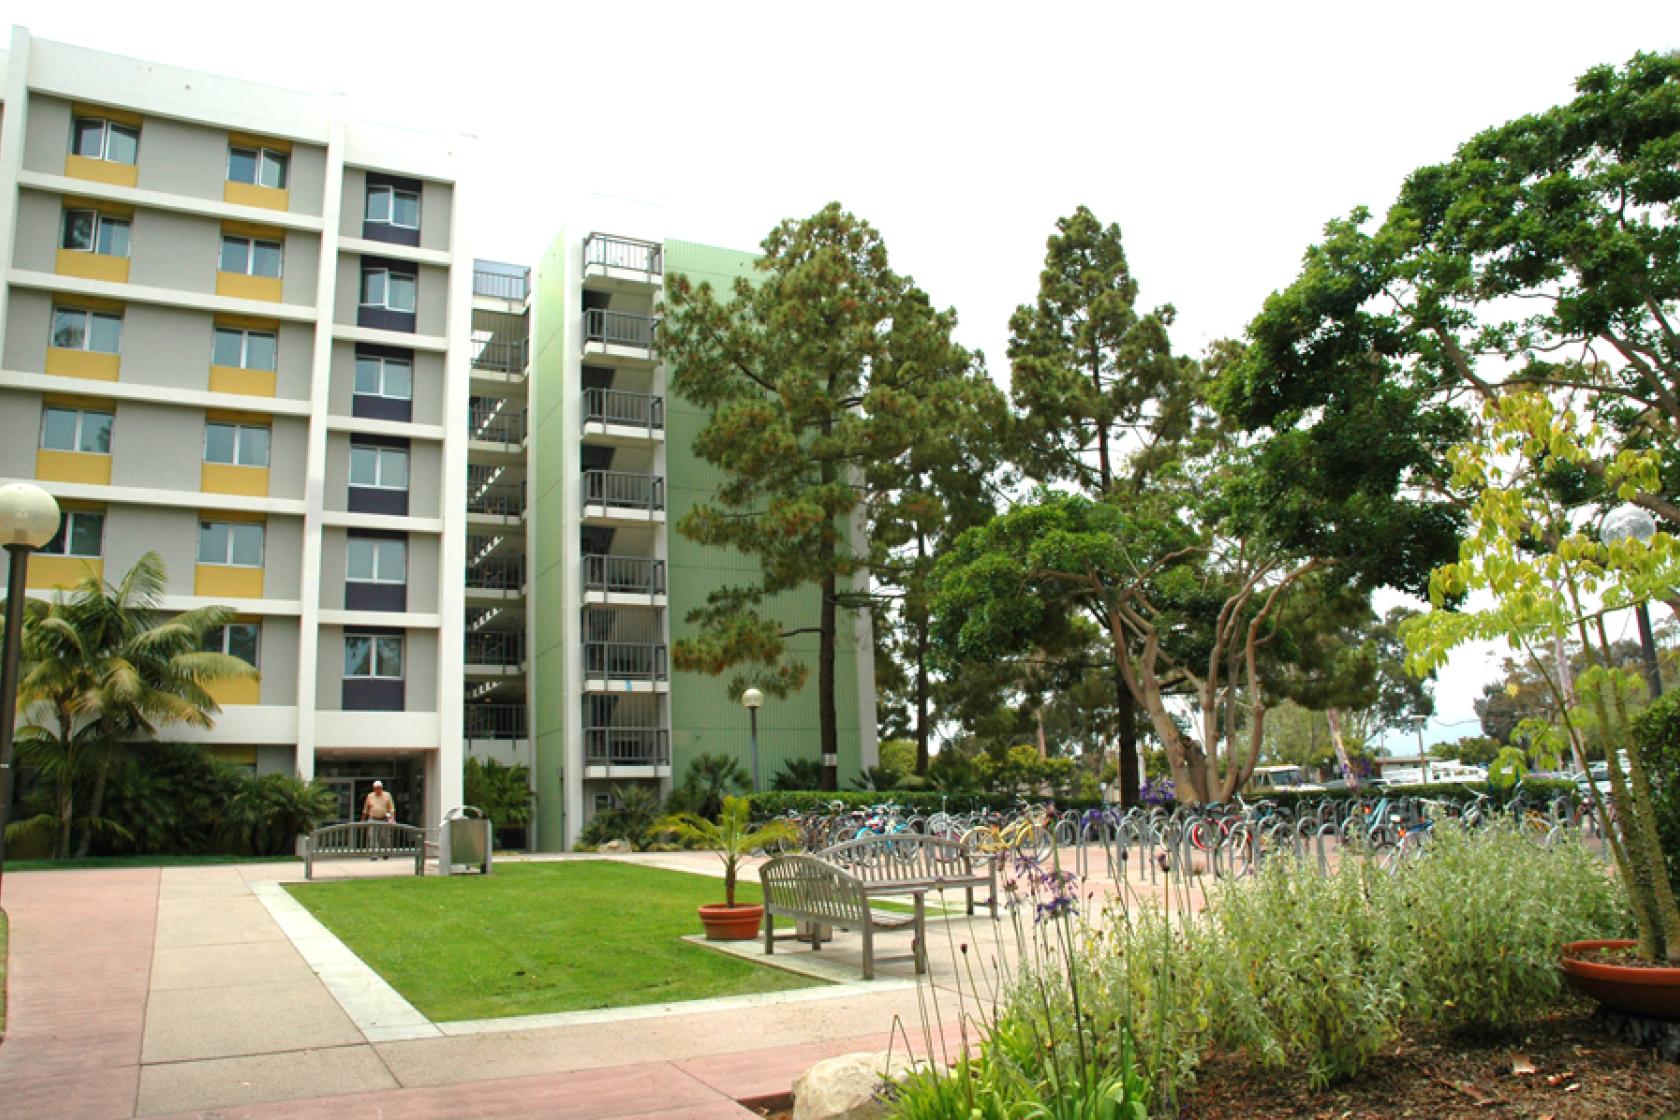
[0,483,64,903]
[1601,503,1665,701]
[741,687,764,792]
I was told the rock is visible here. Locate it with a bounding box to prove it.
[599,839,633,853]
[792,1050,934,1120]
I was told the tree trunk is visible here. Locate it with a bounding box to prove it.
[1114,673,1139,805]
[820,568,839,792]
[75,749,112,858]
[1325,708,1360,791]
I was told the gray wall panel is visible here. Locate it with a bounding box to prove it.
[407,535,439,614]
[407,629,437,711]
[280,232,319,306]
[11,190,60,273]
[254,744,295,777]
[104,506,197,596]
[417,266,447,337]
[123,306,213,391]
[258,617,299,704]
[316,624,343,710]
[21,96,70,174]
[323,431,348,512]
[420,182,452,252]
[287,145,327,217]
[276,323,312,400]
[409,441,441,519]
[264,516,303,600]
[134,117,224,201]
[110,402,201,492]
[412,352,445,425]
[0,389,42,480]
[319,528,347,608]
[332,255,358,326]
[339,168,366,239]
[327,341,355,416]
[3,290,52,372]
[268,417,308,499]
[129,209,217,295]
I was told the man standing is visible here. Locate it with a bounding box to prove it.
[362,780,396,859]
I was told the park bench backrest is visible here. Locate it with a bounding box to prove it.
[818,834,976,887]
[308,821,425,855]
[760,855,869,926]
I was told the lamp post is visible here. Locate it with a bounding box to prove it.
[741,687,764,792]
[1601,503,1664,700]
[0,484,62,901]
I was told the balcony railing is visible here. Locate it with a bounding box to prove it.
[584,727,670,766]
[473,268,529,302]
[582,388,663,434]
[466,559,524,591]
[468,484,526,517]
[583,555,666,596]
[465,704,527,740]
[465,632,525,667]
[583,235,663,277]
[581,470,663,513]
[583,309,658,351]
[583,641,667,682]
[471,339,528,374]
[469,403,527,444]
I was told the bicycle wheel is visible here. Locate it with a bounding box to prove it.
[1014,823,1053,861]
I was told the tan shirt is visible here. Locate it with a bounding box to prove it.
[363,790,395,820]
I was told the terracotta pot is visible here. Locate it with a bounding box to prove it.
[697,903,764,941]
[1561,939,1680,1020]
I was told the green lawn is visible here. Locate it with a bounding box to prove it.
[285,862,823,1021]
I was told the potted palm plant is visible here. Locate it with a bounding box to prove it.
[654,795,798,940]
[1404,396,1680,1017]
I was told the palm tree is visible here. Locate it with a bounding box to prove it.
[10,552,257,858]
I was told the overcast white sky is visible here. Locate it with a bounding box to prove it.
[12,0,1674,749]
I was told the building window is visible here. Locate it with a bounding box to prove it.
[354,354,412,401]
[359,268,417,313]
[40,407,113,454]
[212,327,277,371]
[40,511,104,558]
[347,535,406,584]
[220,236,283,278]
[72,118,139,165]
[51,307,123,354]
[198,521,264,567]
[350,444,408,490]
[204,422,270,467]
[365,185,419,230]
[227,146,287,190]
[344,633,403,679]
[60,209,130,257]
[204,622,260,667]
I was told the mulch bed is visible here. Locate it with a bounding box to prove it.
[1179,1011,1679,1120]
[753,1012,1677,1120]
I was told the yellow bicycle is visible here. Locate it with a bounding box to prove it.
[960,805,1056,861]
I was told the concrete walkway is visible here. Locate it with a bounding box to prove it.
[0,857,1007,1119]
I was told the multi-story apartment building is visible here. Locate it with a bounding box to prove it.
[0,29,471,827]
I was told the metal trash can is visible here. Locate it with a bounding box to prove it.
[440,805,492,875]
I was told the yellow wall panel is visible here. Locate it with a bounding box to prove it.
[194,564,264,598]
[207,365,277,396]
[63,154,138,188]
[36,449,112,485]
[201,463,270,497]
[223,182,290,212]
[44,349,120,381]
[55,249,130,284]
[206,679,262,707]
[27,556,102,590]
[216,273,283,302]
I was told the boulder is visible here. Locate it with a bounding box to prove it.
[792,1050,933,1120]
[599,839,633,853]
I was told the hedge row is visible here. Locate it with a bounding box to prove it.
[745,779,1581,819]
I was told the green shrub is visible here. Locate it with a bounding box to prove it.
[1393,821,1630,1031]
[1196,857,1406,1088]
[1632,691,1680,896]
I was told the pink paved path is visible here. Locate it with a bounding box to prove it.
[0,866,968,1119]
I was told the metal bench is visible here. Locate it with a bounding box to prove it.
[818,833,997,916]
[304,821,428,880]
[760,854,925,980]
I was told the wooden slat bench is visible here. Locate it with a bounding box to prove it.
[818,834,997,916]
[304,821,427,879]
[760,855,925,980]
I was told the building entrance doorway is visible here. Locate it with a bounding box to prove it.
[316,757,423,825]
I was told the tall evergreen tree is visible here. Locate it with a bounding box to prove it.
[1006,206,1200,802]
[661,203,984,790]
